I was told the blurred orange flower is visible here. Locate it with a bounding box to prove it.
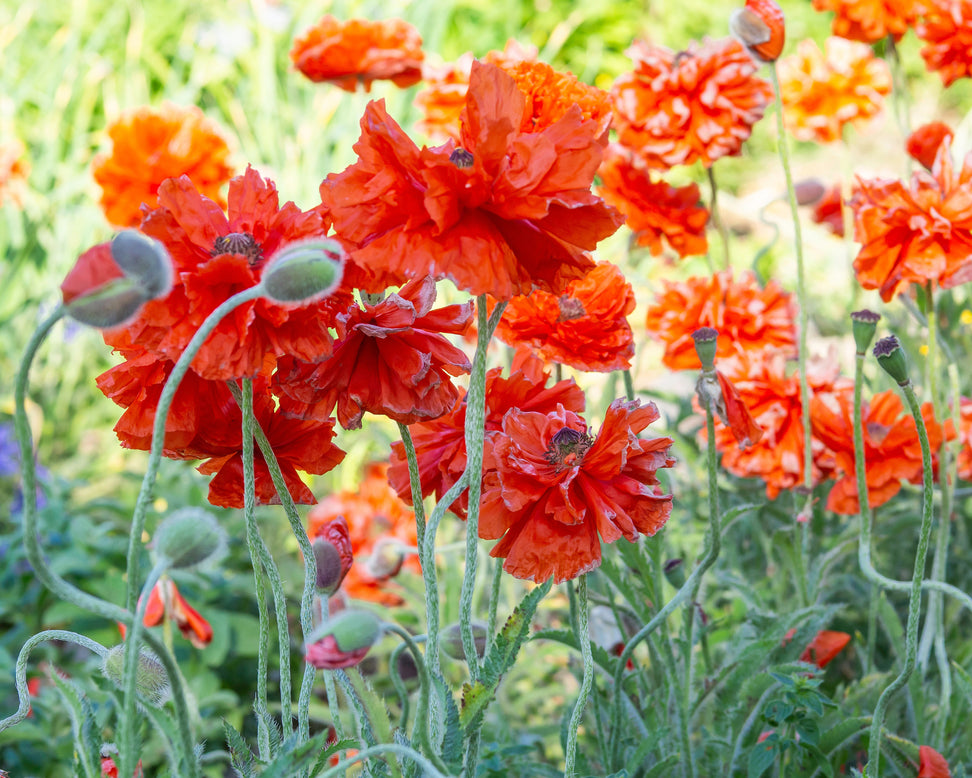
[778,37,891,143]
[492,262,635,372]
[811,389,946,515]
[143,578,213,649]
[644,270,797,371]
[731,0,787,62]
[919,745,953,778]
[811,0,924,43]
[0,139,29,208]
[612,37,772,169]
[92,104,234,228]
[597,145,709,258]
[918,0,972,87]
[290,16,424,92]
[307,463,418,606]
[851,138,972,301]
[954,396,972,481]
[809,183,854,236]
[907,121,954,169]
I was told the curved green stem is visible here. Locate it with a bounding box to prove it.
[316,743,450,778]
[564,576,594,778]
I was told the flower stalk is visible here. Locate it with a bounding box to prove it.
[564,575,594,777]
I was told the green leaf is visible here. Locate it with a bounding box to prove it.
[643,754,679,778]
[223,719,256,778]
[48,671,99,778]
[819,717,870,755]
[748,738,777,778]
[259,731,332,778]
[799,743,834,777]
[437,675,464,771]
[309,737,359,777]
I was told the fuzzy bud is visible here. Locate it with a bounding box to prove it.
[65,278,147,329]
[664,558,686,588]
[362,538,405,580]
[691,327,719,371]
[110,230,173,300]
[305,610,382,670]
[793,178,826,206]
[851,309,881,356]
[261,238,344,304]
[102,645,171,707]
[152,508,226,570]
[311,516,353,595]
[439,622,488,662]
[730,0,785,62]
[873,335,910,386]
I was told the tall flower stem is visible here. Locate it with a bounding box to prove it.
[707,165,731,271]
[564,575,593,778]
[867,379,936,775]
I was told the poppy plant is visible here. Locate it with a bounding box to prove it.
[918,745,953,778]
[92,103,234,228]
[811,0,924,43]
[480,399,675,583]
[322,61,623,300]
[918,1,972,87]
[143,578,213,649]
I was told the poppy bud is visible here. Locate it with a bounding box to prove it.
[312,516,353,595]
[850,309,880,356]
[664,558,686,588]
[305,610,382,670]
[691,327,719,371]
[793,178,826,206]
[65,277,148,329]
[730,0,785,63]
[362,538,405,580]
[873,335,910,386]
[439,621,488,662]
[110,229,173,300]
[261,238,345,304]
[152,508,226,570]
[101,645,171,707]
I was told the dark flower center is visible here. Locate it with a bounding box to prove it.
[557,295,586,322]
[544,426,594,469]
[866,421,891,445]
[211,232,264,266]
[449,148,475,168]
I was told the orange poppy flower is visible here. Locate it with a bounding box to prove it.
[0,139,29,209]
[907,121,954,169]
[811,0,924,43]
[322,61,622,300]
[644,270,797,371]
[502,59,612,135]
[809,182,855,236]
[388,352,585,519]
[851,138,972,301]
[92,103,233,228]
[712,369,765,448]
[102,166,352,382]
[918,0,972,87]
[800,629,851,667]
[811,388,946,515]
[289,16,423,92]
[611,37,773,170]
[955,396,972,481]
[778,37,892,144]
[731,0,787,62]
[144,578,213,649]
[596,145,709,258]
[491,262,635,372]
[308,463,418,606]
[273,276,473,430]
[480,399,674,583]
[919,745,953,778]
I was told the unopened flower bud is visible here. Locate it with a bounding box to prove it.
[730,0,785,63]
[102,645,171,707]
[153,508,226,570]
[110,230,173,300]
[664,558,686,588]
[363,538,405,580]
[312,516,353,595]
[65,277,147,329]
[873,335,910,386]
[851,309,881,356]
[439,622,487,662]
[261,238,344,304]
[793,178,826,206]
[305,610,382,670]
[691,327,719,371]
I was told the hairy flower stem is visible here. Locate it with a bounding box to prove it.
[397,423,427,549]
[867,380,936,775]
[565,575,594,778]
[13,306,199,777]
[607,406,722,769]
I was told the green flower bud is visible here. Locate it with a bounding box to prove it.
[873,335,910,386]
[439,621,488,662]
[102,645,171,707]
[110,229,173,299]
[663,558,686,589]
[691,327,719,371]
[261,238,344,304]
[305,610,383,670]
[851,309,881,356]
[65,277,148,329]
[152,508,226,570]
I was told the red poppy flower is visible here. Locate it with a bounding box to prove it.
[809,183,854,236]
[480,399,675,583]
[907,121,954,170]
[596,145,709,259]
[811,389,947,515]
[918,1,972,87]
[388,352,586,518]
[144,578,213,649]
[92,103,234,228]
[644,270,797,371]
[611,37,773,170]
[322,61,623,299]
[732,0,787,62]
[492,262,636,372]
[919,745,953,778]
[0,138,29,209]
[778,37,891,143]
[956,397,972,481]
[102,166,351,382]
[273,276,473,430]
[713,370,764,448]
[812,0,924,43]
[290,16,424,92]
[501,59,612,135]
[800,629,850,667]
[851,139,972,301]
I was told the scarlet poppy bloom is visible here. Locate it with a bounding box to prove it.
[502,59,612,135]
[388,352,586,518]
[919,745,953,778]
[308,463,418,606]
[800,630,850,667]
[778,37,892,143]
[492,262,636,372]
[809,183,853,236]
[811,389,946,514]
[323,62,622,299]
[812,0,924,42]
[596,145,709,258]
[143,578,213,649]
[710,370,765,448]
[918,1,972,87]
[92,104,234,228]
[104,166,351,381]
[480,399,675,583]
[273,276,473,429]
[907,121,954,169]
[851,139,972,301]
[290,16,424,92]
[956,397,972,481]
[0,139,29,209]
[731,0,787,62]
[644,270,797,371]
[611,37,772,170]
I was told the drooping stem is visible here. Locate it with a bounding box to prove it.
[564,576,594,778]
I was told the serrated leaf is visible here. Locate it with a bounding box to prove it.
[48,671,99,778]
[748,739,777,778]
[437,675,463,770]
[259,731,332,778]
[309,737,359,777]
[819,717,869,755]
[458,680,493,732]
[223,719,256,778]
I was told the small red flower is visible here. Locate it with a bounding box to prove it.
[800,629,851,667]
[919,745,953,778]
[907,121,954,170]
[143,578,213,649]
